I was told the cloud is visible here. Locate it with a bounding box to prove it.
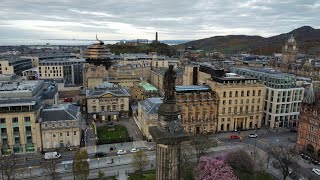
[0,0,319,40]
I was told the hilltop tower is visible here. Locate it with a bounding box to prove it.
[282,34,298,69]
[156,32,158,42]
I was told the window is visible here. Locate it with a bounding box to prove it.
[0,118,5,124]
[247,90,250,96]
[222,118,225,122]
[253,90,256,96]
[92,106,96,112]
[258,90,261,96]
[12,117,18,123]
[229,100,232,105]
[66,123,69,127]
[241,91,244,97]
[74,131,76,135]
[228,107,231,113]
[223,100,226,105]
[223,92,226,98]
[229,91,232,97]
[52,124,55,128]
[24,117,31,124]
[240,99,243,104]
[257,105,260,111]
[246,99,249,104]
[222,108,225,114]
[235,100,238,104]
[25,126,31,132]
[45,124,48,128]
[67,132,69,136]
[101,106,105,111]
[252,99,255,103]
[53,134,56,138]
[60,133,63,136]
[235,91,238,97]
[258,98,261,103]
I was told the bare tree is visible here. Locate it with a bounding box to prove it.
[43,158,58,180]
[191,134,217,162]
[225,149,254,174]
[267,145,296,180]
[0,154,17,180]
[132,150,148,175]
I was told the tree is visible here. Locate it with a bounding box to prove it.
[98,170,106,180]
[0,154,17,180]
[43,158,58,180]
[73,149,90,180]
[196,156,237,180]
[191,134,217,162]
[225,150,254,174]
[267,145,296,180]
[180,143,197,180]
[132,150,148,175]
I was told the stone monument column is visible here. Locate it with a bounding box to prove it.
[149,65,188,180]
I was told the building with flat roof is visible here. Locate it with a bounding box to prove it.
[40,104,81,151]
[0,80,58,154]
[206,73,265,132]
[0,56,32,75]
[231,67,304,128]
[175,85,219,134]
[37,58,85,85]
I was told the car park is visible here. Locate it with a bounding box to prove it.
[248,134,258,138]
[130,148,139,153]
[117,150,127,155]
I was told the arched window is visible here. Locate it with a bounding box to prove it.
[221,124,224,131]
[307,144,315,154]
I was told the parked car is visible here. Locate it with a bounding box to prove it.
[248,134,258,138]
[312,168,320,176]
[44,152,61,160]
[130,148,139,153]
[95,152,107,158]
[64,97,73,102]
[230,135,240,139]
[117,150,127,155]
[148,146,156,151]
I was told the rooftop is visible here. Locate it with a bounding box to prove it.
[139,97,163,115]
[139,82,158,91]
[41,104,79,122]
[175,85,211,92]
[232,67,295,77]
[0,80,43,92]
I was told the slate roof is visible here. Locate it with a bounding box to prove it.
[41,104,79,122]
[139,97,162,115]
[86,87,130,98]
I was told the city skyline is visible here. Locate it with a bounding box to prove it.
[0,0,319,40]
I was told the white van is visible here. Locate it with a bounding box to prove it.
[44,152,61,160]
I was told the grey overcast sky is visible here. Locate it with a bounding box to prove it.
[0,0,319,40]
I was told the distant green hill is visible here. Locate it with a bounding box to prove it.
[108,42,176,56]
[174,26,320,55]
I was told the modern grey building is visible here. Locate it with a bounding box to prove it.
[0,56,33,75]
[0,80,58,154]
[231,67,304,128]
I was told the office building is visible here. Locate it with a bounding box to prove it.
[0,56,32,75]
[0,80,58,155]
[231,67,304,128]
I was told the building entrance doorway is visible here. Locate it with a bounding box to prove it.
[108,116,111,121]
[196,127,200,134]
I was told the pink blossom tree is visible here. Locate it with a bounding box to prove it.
[196,156,238,180]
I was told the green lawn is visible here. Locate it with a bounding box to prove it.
[97,125,131,144]
[128,170,156,180]
[235,171,275,180]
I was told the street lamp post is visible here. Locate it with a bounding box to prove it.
[28,166,32,177]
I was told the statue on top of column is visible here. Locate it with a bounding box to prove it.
[163,65,176,102]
